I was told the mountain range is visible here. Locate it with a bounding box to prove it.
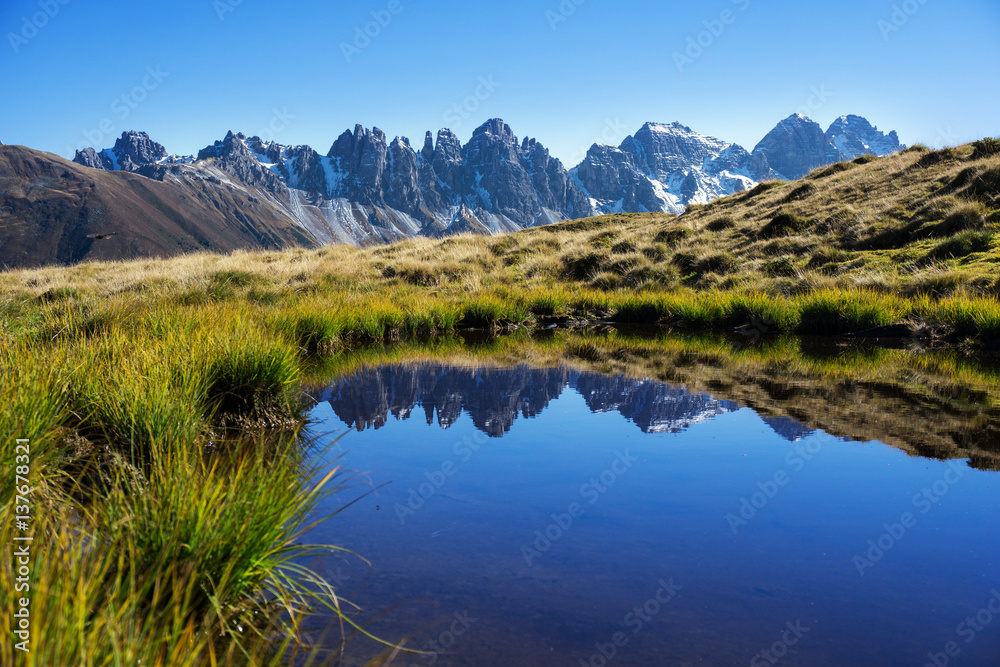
[0,113,901,267]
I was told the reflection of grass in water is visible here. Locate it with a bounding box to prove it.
[300,330,1000,468]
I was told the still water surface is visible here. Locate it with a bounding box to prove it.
[302,362,1000,666]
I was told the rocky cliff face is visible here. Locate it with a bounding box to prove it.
[825,114,902,161]
[573,115,903,213]
[572,122,776,215]
[751,113,905,180]
[750,114,839,181]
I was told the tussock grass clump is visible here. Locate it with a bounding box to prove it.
[562,251,606,280]
[783,183,816,202]
[931,295,1000,339]
[762,257,798,277]
[274,310,343,354]
[796,290,902,335]
[805,247,849,270]
[706,216,737,231]
[939,203,988,235]
[970,138,1000,160]
[917,147,960,168]
[809,162,853,179]
[964,167,1000,201]
[926,230,995,261]
[905,267,980,298]
[760,213,813,239]
[205,336,300,417]
[588,230,620,248]
[38,285,83,302]
[654,227,689,246]
[743,181,783,199]
[694,252,738,276]
[611,239,638,254]
[460,294,530,329]
[853,154,878,165]
[641,243,670,262]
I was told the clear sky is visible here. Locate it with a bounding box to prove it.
[1,0,998,167]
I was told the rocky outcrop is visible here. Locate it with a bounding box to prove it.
[72,146,110,170]
[73,131,169,173]
[825,115,903,160]
[572,122,765,214]
[750,114,839,181]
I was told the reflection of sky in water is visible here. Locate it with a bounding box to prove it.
[302,364,1000,666]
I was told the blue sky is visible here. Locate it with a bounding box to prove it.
[1,0,997,167]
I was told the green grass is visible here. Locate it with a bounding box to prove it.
[760,212,813,239]
[0,304,394,666]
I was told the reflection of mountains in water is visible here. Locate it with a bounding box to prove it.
[315,364,814,440]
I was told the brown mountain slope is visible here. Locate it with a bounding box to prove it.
[0,145,315,269]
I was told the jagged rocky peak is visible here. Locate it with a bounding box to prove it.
[825,114,903,160]
[420,131,435,161]
[464,118,521,165]
[194,130,288,193]
[73,130,170,172]
[73,146,107,170]
[114,130,167,168]
[573,121,763,215]
[751,114,839,181]
[627,121,732,178]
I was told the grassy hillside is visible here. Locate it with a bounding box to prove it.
[0,146,315,269]
[3,138,1000,343]
[1,138,999,665]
